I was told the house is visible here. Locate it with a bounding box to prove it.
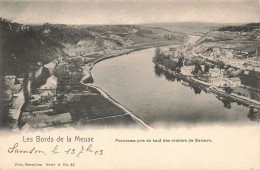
[22,109,54,118]
[181,66,193,76]
[211,79,228,87]
[246,59,260,67]
[225,50,233,58]
[209,67,222,78]
[4,75,16,89]
[225,58,245,69]
[4,75,22,94]
[212,77,241,88]
[228,77,241,87]
[2,89,13,101]
[21,123,33,131]
[39,75,57,96]
[26,103,52,111]
[213,48,221,58]
[24,113,72,128]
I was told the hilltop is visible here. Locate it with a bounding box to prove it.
[218,23,260,32]
[30,23,186,57]
[0,20,187,76]
[141,22,233,36]
[193,23,260,59]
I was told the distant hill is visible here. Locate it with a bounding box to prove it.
[193,22,260,60]
[30,23,186,57]
[1,20,187,76]
[218,23,260,32]
[141,22,234,36]
[31,24,186,45]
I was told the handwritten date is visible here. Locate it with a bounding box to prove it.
[51,144,103,157]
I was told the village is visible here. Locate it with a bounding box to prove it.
[155,29,260,118]
[2,55,79,129]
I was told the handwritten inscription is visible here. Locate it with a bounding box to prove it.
[51,143,103,157]
[8,143,103,157]
[8,143,46,155]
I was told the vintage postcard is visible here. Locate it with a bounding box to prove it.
[0,0,260,169]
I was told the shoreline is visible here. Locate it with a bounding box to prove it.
[154,62,260,110]
[87,41,179,77]
[80,43,177,130]
[86,84,153,130]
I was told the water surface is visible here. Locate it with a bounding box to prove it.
[91,48,252,127]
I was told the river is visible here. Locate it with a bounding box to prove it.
[91,48,253,127]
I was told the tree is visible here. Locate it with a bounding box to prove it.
[176,67,181,73]
[193,86,201,94]
[154,65,163,77]
[153,47,164,64]
[224,87,233,94]
[204,65,210,73]
[193,63,203,74]
[155,47,161,58]
[177,57,184,68]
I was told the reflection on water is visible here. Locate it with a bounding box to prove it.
[247,107,259,121]
[155,65,260,122]
[91,48,256,127]
[154,65,164,77]
[192,86,201,95]
[216,96,232,109]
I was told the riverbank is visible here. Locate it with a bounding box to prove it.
[86,84,153,130]
[79,42,179,129]
[83,40,180,81]
[154,62,260,113]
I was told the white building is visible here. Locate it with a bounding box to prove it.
[228,77,241,87]
[211,79,228,87]
[39,75,58,96]
[211,77,241,87]
[181,66,194,76]
[246,60,260,67]
[225,50,233,58]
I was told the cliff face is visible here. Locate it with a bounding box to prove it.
[34,24,186,57]
[0,20,65,77]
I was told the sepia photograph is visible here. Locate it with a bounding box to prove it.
[0,0,260,169]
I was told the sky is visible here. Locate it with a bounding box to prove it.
[0,0,260,25]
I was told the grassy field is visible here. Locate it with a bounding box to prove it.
[68,95,125,121]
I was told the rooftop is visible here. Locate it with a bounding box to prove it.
[40,75,57,89]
